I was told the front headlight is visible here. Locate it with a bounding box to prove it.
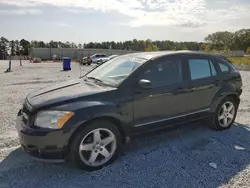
[34,111,74,129]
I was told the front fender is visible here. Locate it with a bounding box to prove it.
[54,100,131,148]
[54,100,130,131]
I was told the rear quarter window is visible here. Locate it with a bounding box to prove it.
[218,63,230,73]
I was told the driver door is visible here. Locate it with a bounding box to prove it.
[132,56,189,131]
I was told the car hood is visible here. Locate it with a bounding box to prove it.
[27,79,115,108]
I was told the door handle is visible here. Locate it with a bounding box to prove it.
[214,80,222,86]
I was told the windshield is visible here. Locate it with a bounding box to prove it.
[86,55,147,86]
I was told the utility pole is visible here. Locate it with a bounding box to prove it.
[5,55,12,73]
[20,56,22,66]
[9,55,11,71]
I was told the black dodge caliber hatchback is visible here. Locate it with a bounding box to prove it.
[16,51,242,171]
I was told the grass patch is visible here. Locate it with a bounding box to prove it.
[228,57,250,65]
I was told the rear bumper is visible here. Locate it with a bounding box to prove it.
[16,115,72,161]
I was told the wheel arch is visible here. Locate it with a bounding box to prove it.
[210,91,240,112]
[66,116,127,154]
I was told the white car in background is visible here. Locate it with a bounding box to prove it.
[89,54,108,63]
[81,54,118,65]
[98,55,118,64]
[81,54,108,65]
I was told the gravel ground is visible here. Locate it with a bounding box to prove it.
[0,60,250,188]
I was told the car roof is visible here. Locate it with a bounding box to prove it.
[122,50,217,61]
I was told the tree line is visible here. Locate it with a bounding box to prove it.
[1,28,249,59]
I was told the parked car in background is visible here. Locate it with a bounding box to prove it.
[80,57,90,65]
[97,55,119,65]
[89,54,108,63]
[16,51,242,171]
[80,54,108,65]
[81,54,118,65]
[31,57,42,63]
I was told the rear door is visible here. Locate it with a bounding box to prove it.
[186,55,220,113]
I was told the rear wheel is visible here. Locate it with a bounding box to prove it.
[69,120,122,171]
[209,97,238,130]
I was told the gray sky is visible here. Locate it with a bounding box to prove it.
[0,0,249,43]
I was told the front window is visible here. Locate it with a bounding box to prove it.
[86,55,147,86]
[137,58,183,88]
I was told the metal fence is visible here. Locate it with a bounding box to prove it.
[30,48,137,60]
[215,50,245,57]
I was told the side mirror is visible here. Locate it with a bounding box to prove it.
[138,79,152,89]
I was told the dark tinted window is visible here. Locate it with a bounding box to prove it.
[218,63,229,73]
[188,59,217,80]
[138,59,183,88]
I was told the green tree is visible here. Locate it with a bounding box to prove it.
[205,31,233,50]
[144,45,152,52]
[10,40,15,56]
[151,44,159,51]
[20,39,30,55]
[38,41,45,48]
[245,47,250,54]
[233,29,250,51]
[183,45,188,50]
[144,43,159,52]
[204,45,211,53]
[162,41,172,50]
[200,43,207,51]
[0,37,9,59]
[15,40,20,56]
[31,40,39,48]
[78,43,82,49]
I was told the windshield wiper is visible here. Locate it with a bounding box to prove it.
[85,76,114,87]
[86,76,103,83]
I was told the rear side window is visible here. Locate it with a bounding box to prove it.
[218,63,229,73]
[188,59,217,80]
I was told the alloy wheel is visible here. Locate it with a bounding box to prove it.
[218,101,235,127]
[79,128,117,167]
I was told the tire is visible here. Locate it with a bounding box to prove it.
[69,120,122,171]
[209,97,238,130]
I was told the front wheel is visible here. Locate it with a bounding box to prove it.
[69,120,122,171]
[209,97,238,130]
